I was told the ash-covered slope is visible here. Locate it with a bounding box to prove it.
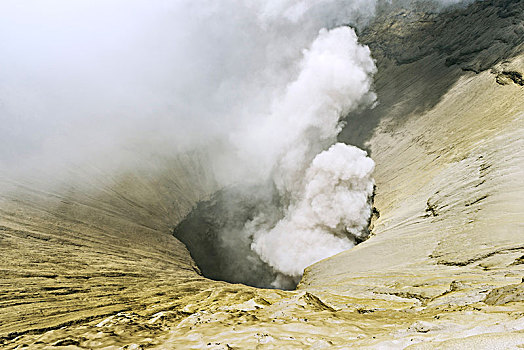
[306,0,524,282]
[1,0,523,348]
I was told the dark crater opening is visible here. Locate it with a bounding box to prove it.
[173,182,378,290]
[173,184,299,290]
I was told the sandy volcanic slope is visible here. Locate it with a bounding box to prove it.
[1,0,523,348]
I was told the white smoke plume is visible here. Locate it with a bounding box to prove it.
[236,27,377,284]
[251,143,375,279]
[231,27,376,190]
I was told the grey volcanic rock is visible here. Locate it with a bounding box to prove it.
[484,282,524,305]
[1,0,523,348]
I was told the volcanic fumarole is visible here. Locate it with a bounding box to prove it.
[1,0,523,348]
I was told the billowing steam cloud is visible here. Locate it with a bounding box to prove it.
[0,0,470,288]
[238,27,377,283]
[250,143,375,280]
